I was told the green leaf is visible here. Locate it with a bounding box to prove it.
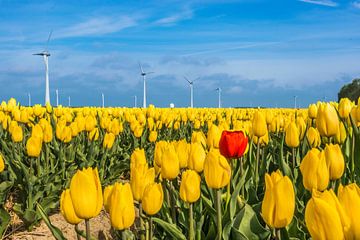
[279,134,293,178]
[0,207,10,237]
[37,204,67,240]
[152,217,186,240]
[230,168,248,220]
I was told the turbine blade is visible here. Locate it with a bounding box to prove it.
[184,76,191,84]
[45,30,53,51]
[146,71,154,75]
[194,77,200,82]
[138,62,144,74]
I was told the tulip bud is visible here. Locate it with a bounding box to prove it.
[131,148,147,168]
[305,189,350,240]
[88,127,99,141]
[109,182,135,230]
[103,132,115,149]
[154,141,168,167]
[308,104,318,119]
[131,166,155,202]
[324,144,344,180]
[148,130,157,142]
[180,170,201,203]
[174,139,190,169]
[11,125,23,142]
[43,122,53,143]
[85,115,96,132]
[206,125,222,149]
[219,130,248,159]
[31,124,44,142]
[316,103,339,137]
[191,131,207,148]
[0,153,5,172]
[103,184,114,212]
[338,98,352,119]
[60,189,82,225]
[296,116,306,140]
[253,130,269,147]
[300,148,329,191]
[26,136,42,157]
[204,148,231,189]
[69,167,103,219]
[306,127,321,148]
[160,145,180,180]
[335,122,347,144]
[285,122,300,148]
[252,111,267,137]
[188,142,206,173]
[261,170,295,228]
[142,183,164,215]
[338,183,360,239]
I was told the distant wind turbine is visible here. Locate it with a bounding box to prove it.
[56,89,59,106]
[138,62,154,108]
[134,95,137,108]
[102,93,105,108]
[33,30,52,105]
[28,93,31,107]
[215,87,222,108]
[184,76,200,108]
[68,96,71,107]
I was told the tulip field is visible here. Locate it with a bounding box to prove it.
[0,97,360,240]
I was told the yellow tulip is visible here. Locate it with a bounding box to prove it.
[130,166,155,202]
[0,153,5,172]
[338,183,360,239]
[203,148,231,189]
[338,98,352,119]
[26,136,42,157]
[174,139,190,169]
[188,142,206,173]
[130,148,147,168]
[306,127,321,148]
[252,130,269,147]
[285,122,300,148]
[43,122,53,143]
[103,184,114,212]
[60,189,82,225]
[142,183,163,215]
[305,189,350,240]
[69,167,103,219]
[191,131,207,147]
[261,170,295,228]
[31,124,44,142]
[88,127,99,141]
[148,130,157,142]
[335,121,347,144]
[300,148,329,191]
[308,104,318,119]
[109,182,135,230]
[324,144,344,180]
[296,116,306,140]
[206,125,221,149]
[160,144,180,180]
[316,103,339,137]
[11,125,23,142]
[252,111,267,137]
[103,132,115,149]
[154,141,168,167]
[180,170,201,203]
[85,115,96,131]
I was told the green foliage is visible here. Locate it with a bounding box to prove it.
[338,78,360,102]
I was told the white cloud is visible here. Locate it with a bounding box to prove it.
[227,86,243,94]
[298,0,338,7]
[154,9,193,26]
[54,16,137,39]
[353,1,360,8]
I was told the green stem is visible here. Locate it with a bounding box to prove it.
[240,157,244,197]
[140,203,145,240]
[216,189,222,240]
[276,228,281,240]
[85,219,91,240]
[168,181,177,223]
[351,135,355,183]
[292,148,296,171]
[75,224,81,240]
[163,182,173,224]
[149,217,153,240]
[189,203,194,240]
[145,218,149,240]
[122,230,126,240]
[255,141,260,189]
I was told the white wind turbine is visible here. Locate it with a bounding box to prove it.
[138,62,154,108]
[102,93,105,108]
[184,76,200,108]
[33,30,52,105]
[28,93,31,106]
[215,87,222,108]
[56,89,59,106]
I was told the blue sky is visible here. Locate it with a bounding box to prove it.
[0,0,360,108]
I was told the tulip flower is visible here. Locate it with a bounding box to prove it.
[219,130,248,159]
[285,122,300,148]
[306,127,321,148]
[188,142,206,173]
[148,130,157,142]
[300,148,329,191]
[316,103,339,137]
[60,189,82,225]
[338,183,360,239]
[174,139,190,169]
[338,98,352,119]
[204,148,231,189]
[324,144,344,180]
[296,116,306,140]
[43,122,53,143]
[305,189,350,240]
[160,144,180,180]
[103,132,115,149]
[130,165,155,202]
[109,182,135,230]
[69,167,103,219]
[154,141,168,168]
[142,183,164,215]
[26,136,42,157]
[0,153,5,172]
[191,131,207,148]
[252,111,267,137]
[335,122,347,144]
[308,104,318,119]
[180,170,201,203]
[206,125,222,149]
[88,127,99,141]
[261,170,295,228]
[11,125,23,142]
[31,124,44,142]
[103,184,114,212]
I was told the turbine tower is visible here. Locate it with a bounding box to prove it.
[33,30,52,105]
[56,89,59,106]
[68,96,71,107]
[102,93,105,108]
[184,76,200,108]
[28,93,31,107]
[138,62,154,108]
[134,95,137,108]
[215,87,222,108]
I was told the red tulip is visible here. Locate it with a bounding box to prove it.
[219,131,248,159]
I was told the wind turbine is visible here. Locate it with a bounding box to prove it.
[102,93,105,108]
[56,89,59,106]
[215,87,222,108]
[28,93,31,106]
[33,30,52,105]
[134,95,137,108]
[138,62,154,108]
[68,96,71,107]
[184,76,200,108]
